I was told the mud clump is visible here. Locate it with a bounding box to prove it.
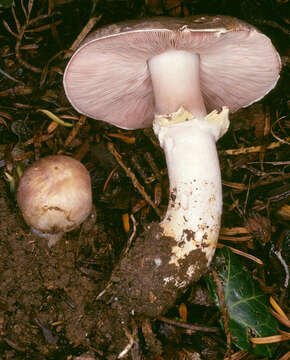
[103,222,208,318]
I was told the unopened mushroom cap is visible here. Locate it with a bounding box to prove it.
[17,155,92,235]
[64,15,281,129]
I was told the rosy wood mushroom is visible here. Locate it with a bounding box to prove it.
[17,155,92,247]
[63,16,280,316]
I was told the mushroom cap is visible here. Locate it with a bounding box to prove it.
[17,155,92,235]
[63,15,281,130]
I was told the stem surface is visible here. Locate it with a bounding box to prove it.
[154,108,229,283]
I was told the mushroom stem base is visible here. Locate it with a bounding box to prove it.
[30,226,64,247]
[102,107,230,318]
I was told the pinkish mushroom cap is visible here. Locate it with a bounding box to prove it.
[63,15,281,129]
[17,155,92,242]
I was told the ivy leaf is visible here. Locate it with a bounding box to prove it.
[206,247,279,357]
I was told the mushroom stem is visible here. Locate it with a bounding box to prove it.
[30,226,64,248]
[148,50,206,118]
[153,106,230,283]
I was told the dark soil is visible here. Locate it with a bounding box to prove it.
[0,179,130,358]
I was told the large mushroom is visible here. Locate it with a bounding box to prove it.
[63,16,280,316]
[17,155,92,247]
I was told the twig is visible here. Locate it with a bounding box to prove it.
[219,138,290,156]
[0,68,22,83]
[107,133,136,144]
[0,85,32,97]
[63,115,86,147]
[64,16,102,59]
[118,327,134,359]
[223,173,290,191]
[15,29,42,73]
[40,49,66,87]
[220,227,250,235]
[103,165,119,192]
[107,142,161,217]
[144,151,163,183]
[123,214,137,255]
[224,350,248,360]
[271,116,289,144]
[25,20,62,32]
[157,316,219,333]
[280,350,290,360]
[271,309,290,328]
[218,235,252,242]
[217,244,263,265]
[24,133,54,146]
[273,248,289,288]
[222,180,248,190]
[12,2,43,73]
[243,176,252,215]
[270,297,289,322]
[212,270,232,359]
[251,334,290,344]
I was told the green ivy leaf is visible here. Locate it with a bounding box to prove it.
[206,247,279,357]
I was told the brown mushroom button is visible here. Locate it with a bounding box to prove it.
[63,15,280,129]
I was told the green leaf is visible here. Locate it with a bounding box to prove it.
[0,0,13,8]
[206,247,279,357]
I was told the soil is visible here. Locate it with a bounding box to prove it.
[0,179,129,358]
[0,176,207,358]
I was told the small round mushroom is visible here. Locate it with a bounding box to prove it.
[63,16,280,316]
[17,155,92,247]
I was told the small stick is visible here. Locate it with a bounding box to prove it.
[223,174,290,191]
[24,133,54,146]
[107,142,161,217]
[25,20,62,33]
[279,350,290,360]
[63,115,86,147]
[157,316,219,333]
[224,350,248,360]
[218,235,252,242]
[220,227,250,235]
[118,327,134,359]
[270,309,290,328]
[251,334,290,344]
[103,165,119,192]
[73,138,90,161]
[222,180,248,190]
[144,151,163,183]
[122,214,137,256]
[0,68,22,83]
[212,270,232,358]
[217,244,263,265]
[15,26,42,73]
[64,16,102,59]
[219,138,290,156]
[270,296,289,321]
